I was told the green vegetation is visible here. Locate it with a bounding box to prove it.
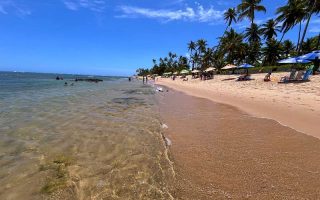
[40,155,74,194]
[136,0,320,76]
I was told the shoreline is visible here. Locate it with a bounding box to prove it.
[157,86,320,199]
[156,72,320,139]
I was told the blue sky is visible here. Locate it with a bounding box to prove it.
[0,0,319,76]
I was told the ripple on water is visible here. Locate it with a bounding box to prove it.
[0,78,174,199]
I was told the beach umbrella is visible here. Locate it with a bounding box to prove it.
[205,67,216,72]
[173,72,178,75]
[163,72,172,77]
[278,57,310,64]
[191,69,200,73]
[238,63,254,68]
[238,63,254,74]
[222,64,237,70]
[180,69,190,74]
[298,50,320,61]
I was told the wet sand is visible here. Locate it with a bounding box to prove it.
[158,88,320,199]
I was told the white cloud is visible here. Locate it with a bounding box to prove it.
[63,0,107,12]
[0,0,31,16]
[309,27,320,33]
[117,3,224,23]
[311,18,320,24]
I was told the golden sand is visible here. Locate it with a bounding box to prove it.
[156,79,320,199]
[157,72,320,139]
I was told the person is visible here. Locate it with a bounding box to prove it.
[128,77,131,82]
[264,72,272,82]
[64,82,68,86]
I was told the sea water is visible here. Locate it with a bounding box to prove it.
[0,72,174,199]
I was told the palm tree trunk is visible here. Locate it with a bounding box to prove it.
[296,22,302,51]
[297,14,312,54]
[297,0,316,54]
[190,50,194,70]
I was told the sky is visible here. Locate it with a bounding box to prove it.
[0,0,319,76]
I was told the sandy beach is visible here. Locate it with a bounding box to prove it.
[157,72,320,139]
[157,86,320,199]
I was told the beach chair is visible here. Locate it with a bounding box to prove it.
[279,70,297,83]
[279,69,312,83]
[237,74,252,81]
[300,69,312,81]
[294,71,305,81]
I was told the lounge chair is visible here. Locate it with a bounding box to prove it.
[279,69,312,83]
[237,74,252,81]
[279,70,297,83]
[300,69,312,81]
[295,71,305,81]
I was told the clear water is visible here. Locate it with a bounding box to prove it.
[0,72,174,199]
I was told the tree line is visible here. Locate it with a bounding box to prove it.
[136,0,320,76]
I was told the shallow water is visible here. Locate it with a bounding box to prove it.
[0,72,174,199]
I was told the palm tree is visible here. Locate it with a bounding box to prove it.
[216,8,238,49]
[178,56,189,71]
[276,2,295,43]
[301,38,314,54]
[262,38,282,66]
[276,0,307,45]
[244,23,262,43]
[220,28,246,64]
[297,0,319,54]
[224,8,237,32]
[197,39,208,54]
[202,48,215,70]
[152,59,157,66]
[247,41,261,64]
[188,41,196,70]
[196,39,208,68]
[192,52,201,69]
[237,0,266,24]
[282,39,295,58]
[260,19,281,41]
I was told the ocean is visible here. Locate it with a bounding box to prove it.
[0,72,174,199]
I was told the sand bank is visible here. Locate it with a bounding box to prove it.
[157,72,320,139]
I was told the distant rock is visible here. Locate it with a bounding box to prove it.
[74,78,103,83]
